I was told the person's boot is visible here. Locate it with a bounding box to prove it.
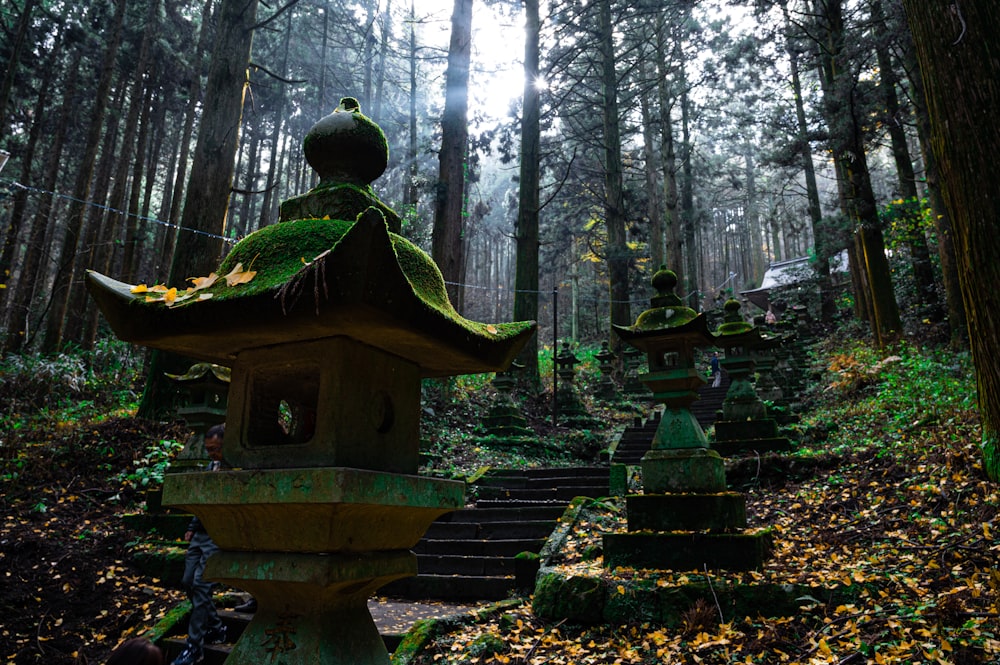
[171,642,203,665]
[233,597,257,613]
[205,624,228,644]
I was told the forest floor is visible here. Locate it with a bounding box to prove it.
[1,337,998,664]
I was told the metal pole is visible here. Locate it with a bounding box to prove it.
[552,285,558,427]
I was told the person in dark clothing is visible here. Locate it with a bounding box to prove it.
[710,352,722,388]
[172,424,228,665]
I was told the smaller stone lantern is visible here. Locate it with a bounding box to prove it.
[593,341,619,402]
[480,364,534,440]
[620,346,647,396]
[554,341,595,428]
[712,300,791,456]
[166,363,231,471]
[602,267,771,572]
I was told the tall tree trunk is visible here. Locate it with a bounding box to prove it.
[783,2,832,319]
[0,0,38,132]
[432,0,472,312]
[597,0,631,338]
[814,0,900,343]
[900,0,1000,480]
[160,0,216,280]
[404,0,419,207]
[125,70,159,282]
[897,16,967,347]
[138,0,259,419]
[0,23,63,320]
[656,18,683,287]
[871,0,939,319]
[41,0,126,353]
[680,83,697,305]
[513,0,541,387]
[259,11,292,230]
[640,63,664,271]
[514,0,542,390]
[373,0,391,126]
[6,60,79,353]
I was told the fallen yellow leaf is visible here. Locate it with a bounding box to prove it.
[224,262,256,287]
[188,273,219,290]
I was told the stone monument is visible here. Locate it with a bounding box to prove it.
[554,340,596,428]
[87,98,535,665]
[602,267,771,572]
[711,299,792,456]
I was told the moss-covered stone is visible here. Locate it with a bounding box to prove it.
[302,97,388,187]
[532,572,605,623]
[531,567,865,628]
[391,599,523,665]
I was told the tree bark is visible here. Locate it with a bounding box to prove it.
[871,0,939,319]
[513,0,541,387]
[897,16,967,347]
[656,20,683,287]
[900,0,1000,481]
[41,0,127,353]
[0,0,38,132]
[6,59,79,353]
[138,0,259,419]
[432,0,472,312]
[597,0,631,337]
[783,3,832,319]
[814,0,900,343]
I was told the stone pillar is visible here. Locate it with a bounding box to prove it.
[712,300,791,456]
[87,99,536,665]
[602,268,772,572]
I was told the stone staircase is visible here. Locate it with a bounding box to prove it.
[156,466,612,661]
[690,373,730,428]
[382,466,611,601]
[610,377,731,466]
[607,412,663,466]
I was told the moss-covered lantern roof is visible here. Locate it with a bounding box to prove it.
[612,266,714,353]
[712,298,764,348]
[86,100,535,377]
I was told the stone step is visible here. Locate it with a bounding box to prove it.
[414,537,546,557]
[383,466,609,602]
[423,519,557,541]
[473,474,610,489]
[438,505,566,522]
[382,574,518,602]
[415,554,516,576]
[478,465,610,479]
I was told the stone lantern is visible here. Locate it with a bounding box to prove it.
[166,363,231,471]
[594,341,619,401]
[712,299,791,456]
[554,340,594,428]
[480,363,534,440]
[602,267,771,572]
[620,345,647,396]
[87,98,535,665]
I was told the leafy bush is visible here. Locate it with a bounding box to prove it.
[118,438,184,489]
[0,339,142,418]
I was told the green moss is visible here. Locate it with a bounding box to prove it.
[303,100,389,186]
[633,306,699,330]
[533,572,605,623]
[717,320,754,335]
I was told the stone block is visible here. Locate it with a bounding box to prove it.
[640,448,727,494]
[602,530,773,571]
[163,467,463,553]
[625,492,747,532]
